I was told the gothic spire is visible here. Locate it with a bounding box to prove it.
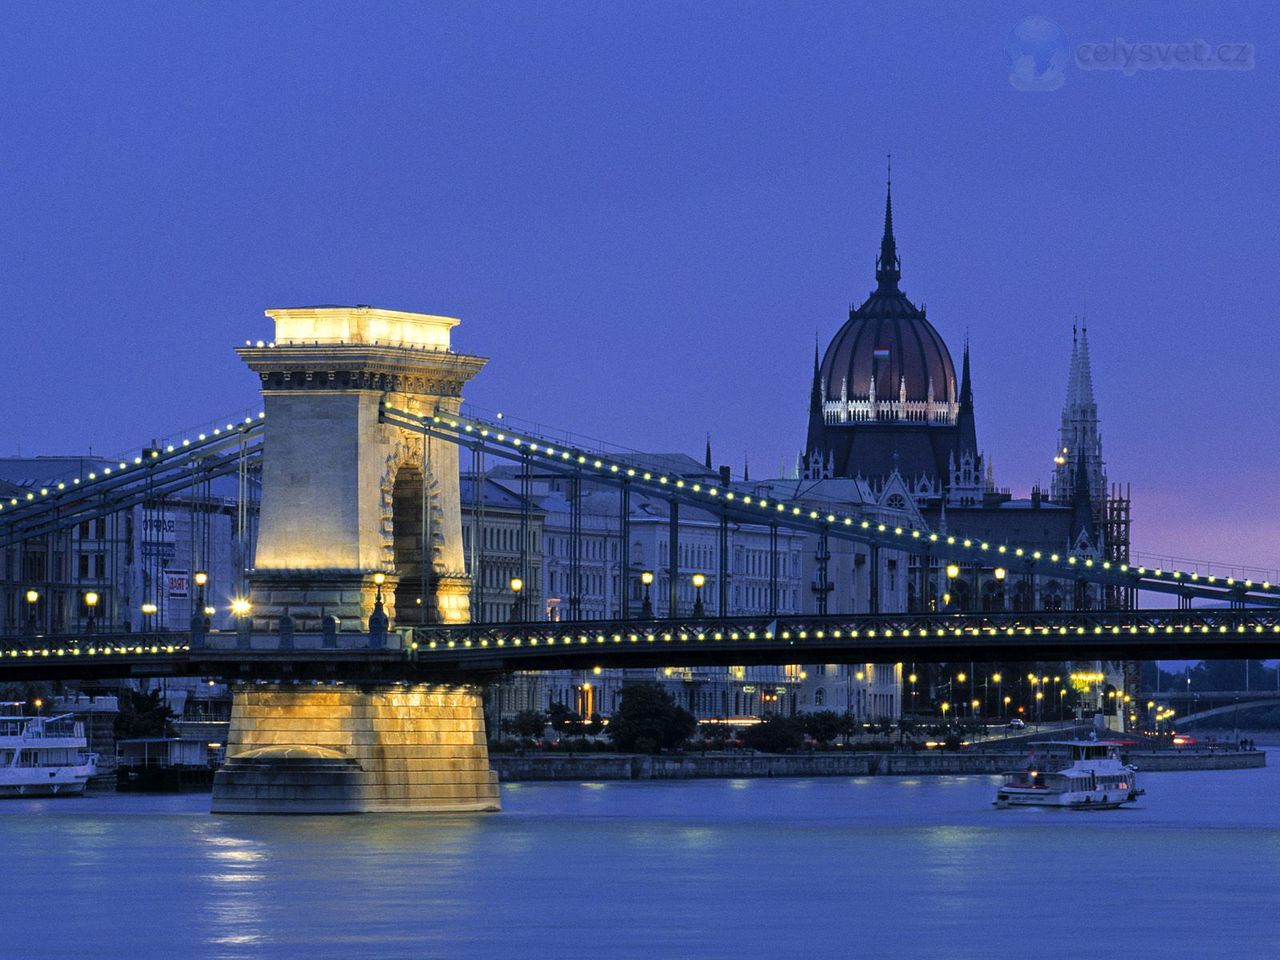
[875,159,901,293]
[1053,320,1105,505]
[805,340,826,468]
[955,338,978,459]
[704,433,712,470]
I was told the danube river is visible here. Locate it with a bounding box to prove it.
[3,757,1278,959]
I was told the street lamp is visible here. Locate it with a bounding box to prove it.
[231,597,252,648]
[370,572,389,645]
[992,672,1002,716]
[940,701,950,727]
[640,570,654,618]
[25,589,39,634]
[141,602,158,631]
[84,591,99,634]
[509,576,524,622]
[691,573,706,617]
[194,571,209,629]
[908,673,918,713]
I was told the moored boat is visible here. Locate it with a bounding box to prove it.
[0,703,99,797]
[994,739,1142,810]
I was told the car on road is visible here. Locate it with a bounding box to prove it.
[1008,718,1026,730]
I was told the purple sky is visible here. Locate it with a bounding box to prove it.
[1,2,1276,571]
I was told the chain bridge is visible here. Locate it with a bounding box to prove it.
[2,305,1275,813]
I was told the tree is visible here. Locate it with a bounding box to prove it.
[114,688,174,740]
[606,683,696,753]
[548,701,582,736]
[508,709,549,739]
[740,715,805,753]
[839,711,857,745]
[802,710,844,747]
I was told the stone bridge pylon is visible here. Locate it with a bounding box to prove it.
[238,305,487,633]
[212,306,500,815]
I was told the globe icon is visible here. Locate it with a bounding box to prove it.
[1008,17,1068,91]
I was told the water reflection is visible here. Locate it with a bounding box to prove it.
[0,766,1278,958]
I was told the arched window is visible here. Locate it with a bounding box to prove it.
[815,688,826,707]
[886,493,907,510]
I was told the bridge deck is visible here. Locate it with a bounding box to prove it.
[1,609,1277,681]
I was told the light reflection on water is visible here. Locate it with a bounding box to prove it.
[0,763,1278,959]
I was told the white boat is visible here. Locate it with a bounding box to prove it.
[0,704,99,798]
[994,739,1142,810]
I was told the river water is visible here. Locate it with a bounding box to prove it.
[2,757,1277,959]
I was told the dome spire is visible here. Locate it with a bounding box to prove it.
[875,156,901,292]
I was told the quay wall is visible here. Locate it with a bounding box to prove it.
[491,748,1265,782]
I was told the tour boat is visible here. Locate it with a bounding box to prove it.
[994,740,1142,810]
[0,705,99,797]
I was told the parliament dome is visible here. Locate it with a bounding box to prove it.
[818,180,957,408]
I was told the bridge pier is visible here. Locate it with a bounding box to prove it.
[211,683,501,814]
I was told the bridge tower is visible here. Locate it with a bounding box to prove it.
[213,307,499,814]
[238,306,486,632]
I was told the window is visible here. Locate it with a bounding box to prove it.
[815,688,826,706]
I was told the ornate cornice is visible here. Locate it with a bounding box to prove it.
[237,345,487,398]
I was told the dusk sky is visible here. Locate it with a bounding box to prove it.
[2,2,1276,571]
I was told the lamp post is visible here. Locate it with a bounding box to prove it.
[369,572,388,647]
[691,573,706,618]
[25,589,39,635]
[908,673,918,715]
[194,571,209,629]
[945,563,959,611]
[992,672,1002,716]
[640,571,654,618]
[509,576,524,622]
[84,591,99,635]
[231,597,252,648]
[141,602,158,632]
